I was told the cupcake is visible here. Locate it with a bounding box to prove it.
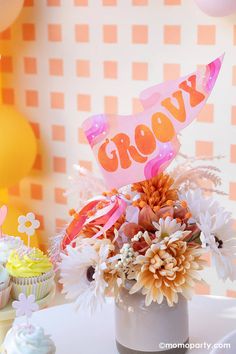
[6,248,54,300]
[0,265,11,309]
[0,236,24,266]
[2,323,56,354]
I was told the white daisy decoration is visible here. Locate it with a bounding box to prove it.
[153,216,185,241]
[198,211,236,281]
[59,241,111,313]
[18,212,40,237]
[18,212,40,247]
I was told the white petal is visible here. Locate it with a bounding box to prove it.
[32,220,40,229]
[16,309,25,317]
[27,212,35,221]
[25,226,35,236]
[12,301,20,310]
[19,293,26,302]
[18,215,26,224]
[28,294,36,304]
[18,224,26,233]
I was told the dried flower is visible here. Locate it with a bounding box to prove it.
[65,164,106,207]
[169,153,225,195]
[131,231,144,242]
[116,243,137,270]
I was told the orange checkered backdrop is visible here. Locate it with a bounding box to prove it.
[0,0,236,297]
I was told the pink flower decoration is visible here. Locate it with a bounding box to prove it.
[12,293,39,318]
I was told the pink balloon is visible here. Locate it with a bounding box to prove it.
[194,0,236,17]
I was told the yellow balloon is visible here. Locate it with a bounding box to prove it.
[0,105,37,188]
[1,204,39,248]
[0,188,8,203]
[0,74,2,104]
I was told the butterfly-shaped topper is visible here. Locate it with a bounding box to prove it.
[83,55,224,189]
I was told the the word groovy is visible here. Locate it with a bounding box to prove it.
[98,75,205,172]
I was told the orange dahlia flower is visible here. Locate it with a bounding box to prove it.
[132,172,178,212]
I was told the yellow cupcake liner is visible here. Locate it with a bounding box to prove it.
[11,270,54,301]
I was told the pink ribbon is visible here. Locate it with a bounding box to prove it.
[62,199,102,249]
[92,196,127,239]
[61,195,128,249]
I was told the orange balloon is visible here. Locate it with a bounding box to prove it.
[0,0,24,32]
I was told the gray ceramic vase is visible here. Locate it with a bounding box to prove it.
[115,286,189,354]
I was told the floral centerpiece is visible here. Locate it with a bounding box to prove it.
[57,166,236,308]
[51,55,236,354]
[54,165,236,353]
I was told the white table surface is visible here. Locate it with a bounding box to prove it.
[14,295,236,354]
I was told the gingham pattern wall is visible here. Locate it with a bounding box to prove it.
[0,0,236,297]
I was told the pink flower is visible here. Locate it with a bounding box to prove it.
[12,293,39,318]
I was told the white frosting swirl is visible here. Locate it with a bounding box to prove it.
[3,324,56,354]
[0,236,23,265]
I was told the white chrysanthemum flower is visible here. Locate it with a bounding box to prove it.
[179,189,231,224]
[199,211,236,281]
[59,241,111,313]
[179,189,203,219]
[153,216,185,241]
[180,189,236,280]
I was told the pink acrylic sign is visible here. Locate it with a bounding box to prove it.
[82,55,224,189]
